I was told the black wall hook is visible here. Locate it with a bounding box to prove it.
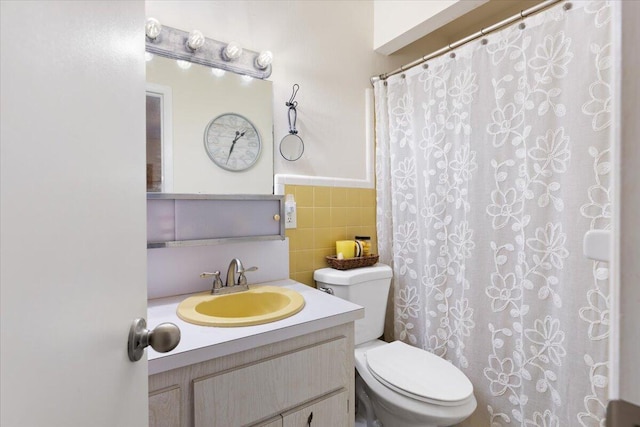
[286,83,300,134]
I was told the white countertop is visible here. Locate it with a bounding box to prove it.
[147,279,364,375]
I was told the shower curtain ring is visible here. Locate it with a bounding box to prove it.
[519,10,526,29]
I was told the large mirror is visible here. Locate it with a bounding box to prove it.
[146,54,274,194]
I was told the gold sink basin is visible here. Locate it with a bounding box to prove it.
[177,285,305,327]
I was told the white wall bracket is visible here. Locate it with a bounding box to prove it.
[583,229,611,262]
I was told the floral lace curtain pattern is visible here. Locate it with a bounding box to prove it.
[374,2,612,426]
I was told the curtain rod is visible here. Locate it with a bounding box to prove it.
[370,0,566,85]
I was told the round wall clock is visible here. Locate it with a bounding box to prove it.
[203,113,262,172]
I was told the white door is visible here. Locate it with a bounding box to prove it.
[1,1,149,426]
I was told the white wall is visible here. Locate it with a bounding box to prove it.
[373,0,487,54]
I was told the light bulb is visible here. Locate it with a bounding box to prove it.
[145,18,162,40]
[176,60,192,70]
[144,52,154,62]
[241,75,253,83]
[186,30,205,51]
[211,68,226,77]
[223,41,243,61]
[255,51,273,69]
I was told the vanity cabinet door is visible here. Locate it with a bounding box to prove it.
[282,390,348,427]
[149,386,181,427]
[193,337,348,427]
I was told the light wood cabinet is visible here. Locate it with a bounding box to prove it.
[149,386,181,427]
[282,390,348,427]
[149,323,354,427]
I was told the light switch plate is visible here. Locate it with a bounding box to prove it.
[285,198,297,229]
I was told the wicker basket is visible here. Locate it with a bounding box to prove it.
[325,254,379,270]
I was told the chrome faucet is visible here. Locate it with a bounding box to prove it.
[226,258,257,288]
[199,259,257,295]
[226,258,243,287]
[199,271,223,294]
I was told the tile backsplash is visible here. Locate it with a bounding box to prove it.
[285,185,378,286]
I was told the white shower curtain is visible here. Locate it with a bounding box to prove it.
[374,2,612,426]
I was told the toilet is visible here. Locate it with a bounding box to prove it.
[314,264,476,427]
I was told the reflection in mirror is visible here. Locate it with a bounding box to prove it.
[146,83,173,192]
[146,94,162,191]
[145,54,274,195]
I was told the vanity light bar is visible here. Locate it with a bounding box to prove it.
[145,21,272,79]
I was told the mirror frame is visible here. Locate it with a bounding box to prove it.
[145,23,274,195]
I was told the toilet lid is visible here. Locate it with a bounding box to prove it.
[365,341,473,406]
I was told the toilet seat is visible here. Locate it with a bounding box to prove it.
[365,341,473,407]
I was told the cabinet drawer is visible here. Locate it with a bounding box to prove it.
[193,337,348,427]
[149,386,181,427]
[282,390,348,427]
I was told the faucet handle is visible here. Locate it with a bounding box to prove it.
[237,266,258,286]
[200,271,223,294]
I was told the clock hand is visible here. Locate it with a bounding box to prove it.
[226,129,247,164]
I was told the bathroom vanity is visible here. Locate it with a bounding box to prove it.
[147,280,363,427]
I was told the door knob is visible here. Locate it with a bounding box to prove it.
[128,317,181,362]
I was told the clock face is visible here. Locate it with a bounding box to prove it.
[203,113,262,172]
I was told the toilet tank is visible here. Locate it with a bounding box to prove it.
[314,264,392,345]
